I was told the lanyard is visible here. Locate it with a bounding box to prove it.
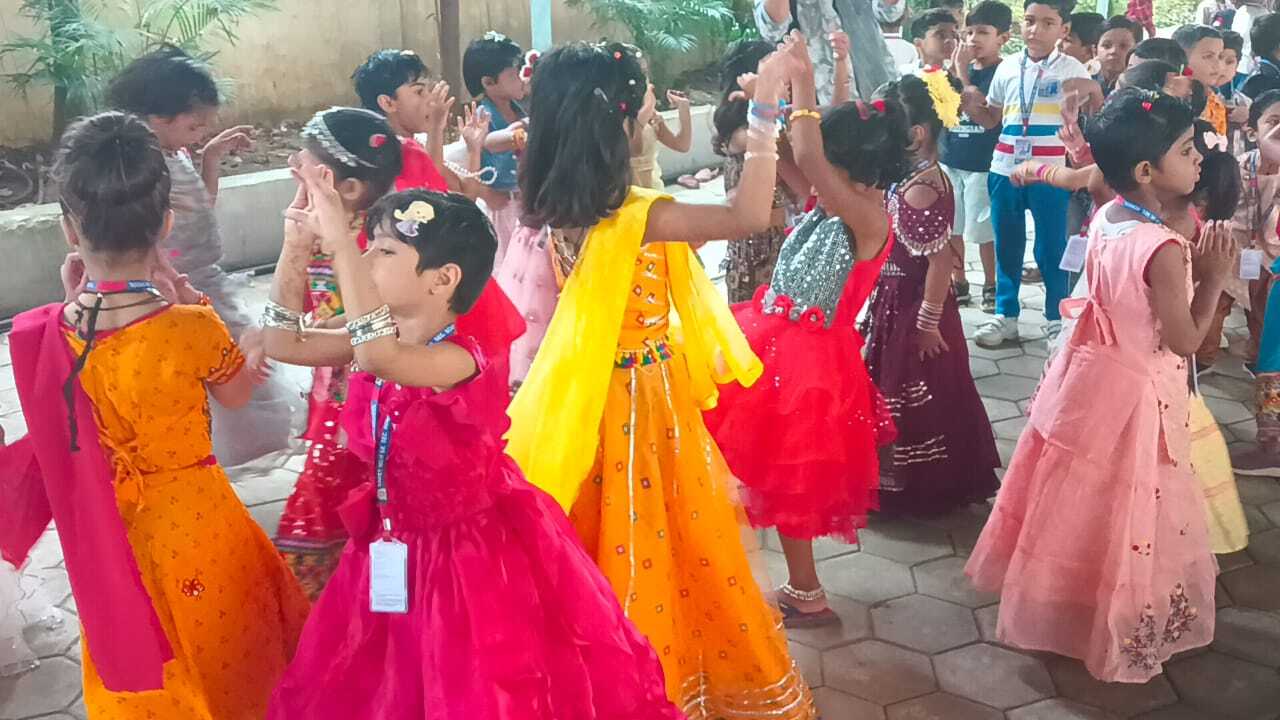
[370,323,456,534]
[1250,153,1263,247]
[1117,196,1165,227]
[85,280,158,295]
[1018,50,1058,136]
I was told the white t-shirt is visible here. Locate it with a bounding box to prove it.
[883,33,919,77]
[1234,4,1266,75]
[985,50,1091,177]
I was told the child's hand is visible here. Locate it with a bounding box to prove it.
[238,328,273,386]
[829,31,850,63]
[202,125,253,162]
[282,176,317,251]
[1194,219,1238,282]
[666,90,690,111]
[952,42,974,80]
[288,163,351,256]
[458,103,492,153]
[60,252,86,302]
[1011,161,1046,187]
[149,249,205,305]
[425,81,455,130]
[915,327,950,361]
[729,72,758,102]
[638,84,658,126]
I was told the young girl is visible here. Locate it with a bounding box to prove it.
[0,111,308,715]
[966,89,1231,683]
[273,107,403,598]
[106,46,297,467]
[506,40,816,718]
[713,39,804,303]
[630,55,693,190]
[705,38,910,627]
[255,177,678,718]
[861,75,1001,516]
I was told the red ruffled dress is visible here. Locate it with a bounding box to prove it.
[268,317,680,718]
[705,207,896,542]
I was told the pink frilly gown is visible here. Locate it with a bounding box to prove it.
[965,219,1217,683]
[267,290,680,719]
[495,223,559,390]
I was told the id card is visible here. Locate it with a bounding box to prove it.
[1240,249,1264,281]
[1059,234,1087,273]
[369,539,409,614]
[1012,137,1034,163]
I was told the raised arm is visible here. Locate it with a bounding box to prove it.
[655,91,693,153]
[642,36,794,245]
[757,0,792,38]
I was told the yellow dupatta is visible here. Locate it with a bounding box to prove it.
[506,187,762,509]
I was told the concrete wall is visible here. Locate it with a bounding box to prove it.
[0,0,611,146]
[0,105,718,319]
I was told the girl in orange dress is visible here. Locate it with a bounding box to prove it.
[0,112,308,718]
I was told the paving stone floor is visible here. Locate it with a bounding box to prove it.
[2,183,1279,718]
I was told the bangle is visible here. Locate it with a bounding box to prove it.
[345,305,394,337]
[350,326,398,347]
[916,299,944,331]
[745,151,780,161]
[262,300,301,330]
[511,127,527,152]
[1034,164,1050,180]
[747,113,780,138]
[749,100,782,120]
[790,109,821,123]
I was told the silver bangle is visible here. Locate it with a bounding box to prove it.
[262,301,302,331]
[350,326,398,347]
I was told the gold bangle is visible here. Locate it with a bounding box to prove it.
[790,109,821,123]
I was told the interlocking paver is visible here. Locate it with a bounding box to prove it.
[857,518,952,565]
[934,643,1053,710]
[1246,527,1280,565]
[811,686,886,720]
[1165,650,1280,720]
[817,553,916,605]
[885,692,1002,720]
[823,640,937,706]
[1045,655,1178,716]
[1005,698,1121,720]
[1212,607,1280,667]
[1220,564,1280,612]
[786,594,873,651]
[912,557,998,608]
[870,594,978,653]
[0,656,82,718]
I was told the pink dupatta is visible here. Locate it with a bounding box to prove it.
[0,304,171,691]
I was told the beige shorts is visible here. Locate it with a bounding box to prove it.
[941,165,994,245]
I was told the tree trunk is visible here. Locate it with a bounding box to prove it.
[52,83,69,145]
[437,0,464,101]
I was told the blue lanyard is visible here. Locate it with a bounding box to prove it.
[84,280,158,295]
[1018,50,1058,135]
[370,323,456,529]
[1117,196,1165,227]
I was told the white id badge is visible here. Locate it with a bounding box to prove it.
[1059,234,1087,273]
[369,539,409,614]
[1240,249,1264,281]
[1012,137,1034,163]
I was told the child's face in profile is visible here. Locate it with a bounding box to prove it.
[1186,38,1225,85]
[387,74,433,136]
[1152,126,1202,198]
[964,23,1009,62]
[1221,48,1241,85]
[915,22,959,66]
[148,105,218,151]
[1058,32,1095,63]
[484,66,528,103]
[1249,102,1280,142]
[1098,29,1137,76]
[366,225,457,321]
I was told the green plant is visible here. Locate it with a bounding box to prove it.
[568,0,739,85]
[0,1,126,142]
[127,0,279,58]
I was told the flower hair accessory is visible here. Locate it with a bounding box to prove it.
[369,133,387,149]
[483,30,509,43]
[393,200,436,238]
[301,109,376,169]
[871,99,887,113]
[520,50,541,81]
[1203,130,1228,152]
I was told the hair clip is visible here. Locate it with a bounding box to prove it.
[1141,100,1154,111]
[854,100,870,120]
[393,201,436,237]
[369,133,387,149]
[619,101,628,112]
[594,87,611,105]
[520,49,541,81]
[302,109,376,169]
[614,51,623,60]
[400,50,417,57]
[1203,130,1228,152]
[871,99,887,113]
[1182,67,1194,77]
[483,30,509,43]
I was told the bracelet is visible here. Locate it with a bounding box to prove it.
[444,160,499,186]
[262,300,302,330]
[1034,164,1050,180]
[916,299,944,331]
[350,326,398,347]
[511,126,527,151]
[745,151,780,161]
[749,100,782,120]
[790,108,821,123]
[346,306,395,339]
[747,113,780,138]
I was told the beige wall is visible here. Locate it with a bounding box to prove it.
[0,0,608,146]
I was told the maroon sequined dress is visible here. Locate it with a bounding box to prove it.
[862,167,1000,515]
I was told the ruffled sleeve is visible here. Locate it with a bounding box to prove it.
[893,186,953,257]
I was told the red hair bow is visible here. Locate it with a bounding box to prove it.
[871,99,887,113]
[369,134,387,149]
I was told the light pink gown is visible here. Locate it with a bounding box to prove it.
[495,224,558,390]
[966,219,1217,683]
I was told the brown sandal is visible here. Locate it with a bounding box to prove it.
[778,600,840,629]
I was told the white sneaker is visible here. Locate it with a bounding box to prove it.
[1043,320,1062,342]
[974,316,1019,348]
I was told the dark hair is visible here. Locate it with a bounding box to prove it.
[521,42,647,228]
[930,0,964,9]
[713,39,774,155]
[1023,0,1075,22]
[822,99,913,189]
[55,111,171,255]
[967,1,1013,33]
[1190,119,1241,221]
[300,108,403,209]
[353,49,429,113]
[1121,60,1177,93]
[463,33,524,97]
[875,75,943,145]
[913,8,957,39]
[107,46,219,117]
[1085,87,1195,194]
[1248,89,1280,128]
[1186,78,1209,117]
[1221,30,1245,57]
[1069,13,1105,46]
[1252,12,1280,62]
[1134,38,1188,69]
[365,190,495,313]
[1101,16,1143,45]
[1172,24,1223,52]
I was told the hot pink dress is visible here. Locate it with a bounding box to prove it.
[965,219,1217,683]
[267,335,680,720]
[495,224,558,391]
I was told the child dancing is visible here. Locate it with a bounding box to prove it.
[967,89,1229,683]
[506,39,816,718]
[0,112,307,716]
[273,107,403,598]
[862,75,1001,516]
[107,47,296,467]
[706,39,911,627]
[257,175,679,718]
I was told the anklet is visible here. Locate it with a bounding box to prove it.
[780,583,826,602]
